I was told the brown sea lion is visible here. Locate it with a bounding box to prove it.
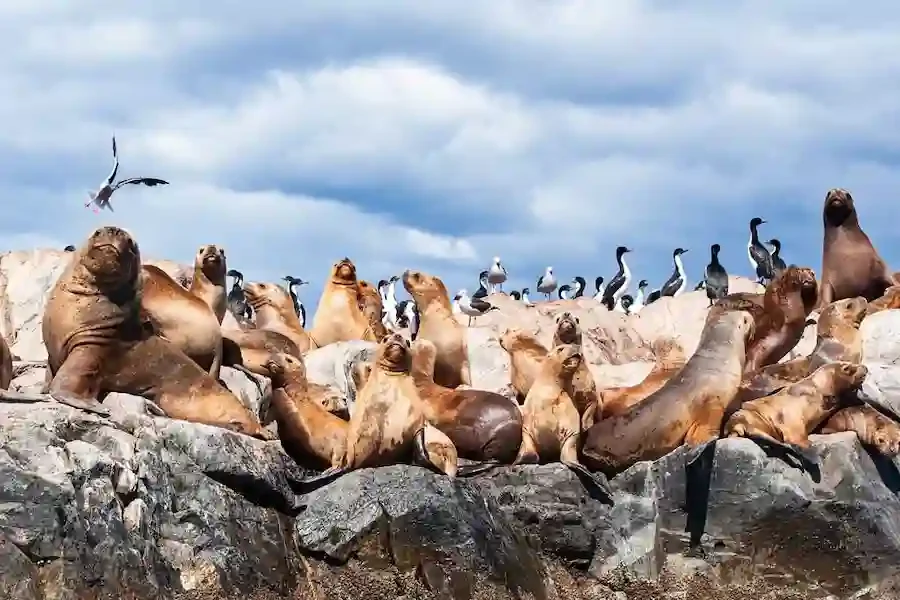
[410,338,521,463]
[600,339,688,419]
[309,258,373,348]
[32,226,269,439]
[243,282,312,354]
[819,405,900,457]
[724,361,868,468]
[0,335,12,391]
[402,269,471,388]
[725,265,818,374]
[342,333,459,476]
[737,297,868,404]
[189,244,228,323]
[818,188,897,308]
[551,312,600,428]
[866,285,900,316]
[499,328,545,403]
[514,343,613,501]
[265,352,348,470]
[140,264,223,377]
[581,309,756,474]
[357,280,388,342]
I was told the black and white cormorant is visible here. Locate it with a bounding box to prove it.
[510,290,522,301]
[748,217,774,285]
[768,238,787,276]
[473,270,490,299]
[557,284,572,300]
[659,248,689,298]
[226,269,252,322]
[593,277,605,303]
[601,246,632,310]
[572,276,586,298]
[631,279,649,313]
[704,243,729,306]
[282,275,308,327]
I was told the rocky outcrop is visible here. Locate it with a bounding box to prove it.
[2,250,900,598]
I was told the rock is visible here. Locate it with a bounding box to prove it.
[304,340,377,412]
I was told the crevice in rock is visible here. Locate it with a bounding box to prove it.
[203,470,299,516]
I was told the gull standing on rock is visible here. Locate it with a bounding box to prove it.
[487,256,507,293]
[85,135,170,213]
[536,267,557,300]
[455,289,498,326]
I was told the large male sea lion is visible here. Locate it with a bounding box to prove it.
[242,282,311,354]
[721,265,817,374]
[343,333,459,476]
[36,226,269,438]
[737,297,867,404]
[410,338,521,463]
[724,361,868,468]
[402,269,471,388]
[818,188,897,308]
[265,352,348,470]
[141,264,223,377]
[581,308,755,474]
[357,280,388,342]
[514,343,613,501]
[189,244,228,323]
[551,312,600,428]
[309,258,374,348]
[820,405,900,457]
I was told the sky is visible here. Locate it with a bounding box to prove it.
[3,1,900,314]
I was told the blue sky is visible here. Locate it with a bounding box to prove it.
[3,1,900,313]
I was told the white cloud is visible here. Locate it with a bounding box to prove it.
[2,1,900,310]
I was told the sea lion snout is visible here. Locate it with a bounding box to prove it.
[200,245,224,264]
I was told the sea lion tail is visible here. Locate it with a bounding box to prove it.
[561,460,615,506]
[683,439,717,552]
[457,460,501,478]
[287,466,346,495]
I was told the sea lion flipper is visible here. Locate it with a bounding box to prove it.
[857,391,900,425]
[0,389,52,404]
[745,434,820,474]
[683,438,717,551]
[230,364,266,397]
[413,425,459,477]
[457,460,501,478]
[48,392,110,417]
[287,466,346,495]
[560,460,615,505]
[144,399,167,417]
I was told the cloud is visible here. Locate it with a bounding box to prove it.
[2,1,900,314]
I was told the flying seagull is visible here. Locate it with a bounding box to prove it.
[85,135,170,213]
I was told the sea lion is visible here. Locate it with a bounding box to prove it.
[514,343,613,500]
[402,269,471,388]
[499,328,545,403]
[724,361,868,467]
[32,226,269,439]
[242,282,311,354]
[342,333,459,476]
[189,244,228,323]
[581,309,756,474]
[551,312,600,428]
[866,285,900,316]
[820,405,900,457]
[727,265,818,374]
[357,280,389,342]
[818,188,898,308]
[0,335,12,391]
[410,338,522,463]
[265,353,348,470]
[600,339,688,419]
[309,258,374,348]
[140,264,223,377]
[737,297,867,403]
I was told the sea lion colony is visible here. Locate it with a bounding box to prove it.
[1,188,900,543]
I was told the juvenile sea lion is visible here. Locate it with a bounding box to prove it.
[309,258,374,348]
[140,264,223,377]
[0,335,12,391]
[410,339,522,463]
[738,297,867,403]
[820,405,900,457]
[499,328,545,403]
[402,269,471,388]
[265,353,348,470]
[866,285,900,316]
[818,188,898,308]
[582,309,756,474]
[357,280,388,342]
[600,339,688,419]
[724,362,868,468]
[189,244,228,323]
[551,312,600,427]
[514,343,612,500]
[32,226,269,439]
[243,282,311,354]
[732,265,818,374]
[342,333,459,476]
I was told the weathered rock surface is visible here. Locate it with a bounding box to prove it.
[3,250,900,598]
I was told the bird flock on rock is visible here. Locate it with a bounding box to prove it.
[75,135,788,330]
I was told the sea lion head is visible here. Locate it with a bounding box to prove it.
[830,361,868,391]
[823,188,857,227]
[196,244,226,279]
[776,265,818,312]
[402,269,451,308]
[243,281,292,313]
[554,312,581,345]
[331,257,357,285]
[819,296,868,336]
[377,332,411,373]
[357,280,388,341]
[550,344,583,378]
[82,226,140,286]
[499,328,542,353]
[264,352,305,388]
[730,309,756,345]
